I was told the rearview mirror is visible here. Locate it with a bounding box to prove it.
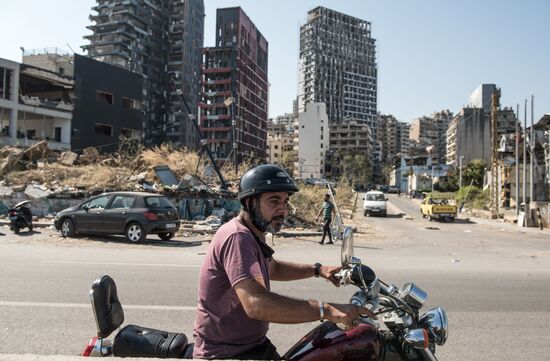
[83,205,89,212]
[341,226,354,267]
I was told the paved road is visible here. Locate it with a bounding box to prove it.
[1,196,549,360]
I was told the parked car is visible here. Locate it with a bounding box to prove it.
[54,192,180,242]
[420,197,457,222]
[363,190,388,217]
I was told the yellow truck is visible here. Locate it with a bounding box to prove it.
[420,197,457,222]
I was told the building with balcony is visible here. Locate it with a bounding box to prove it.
[266,120,294,166]
[82,0,204,147]
[201,7,268,163]
[298,7,377,128]
[328,117,373,180]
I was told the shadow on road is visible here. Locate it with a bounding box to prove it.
[386,213,405,219]
[451,218,477,224]
[10,230,41,237]
[68,234,205,248]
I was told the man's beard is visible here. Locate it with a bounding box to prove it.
[250,201,284,233]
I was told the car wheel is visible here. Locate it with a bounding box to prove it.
[158,232,175,241]
[61,218,76,237]
[126,222,146,242]
[382,211,387,217]
[363,210,368,217]
[428,215,433,222]
[28,223,33,232]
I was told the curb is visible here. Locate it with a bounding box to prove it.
[0,220,53,228]
[0,356,248,361]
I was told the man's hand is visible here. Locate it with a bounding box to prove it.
[320,265,342,287]
[324,302,377,330]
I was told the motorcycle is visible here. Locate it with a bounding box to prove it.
[9,200,33,234]
[82,226,448,360]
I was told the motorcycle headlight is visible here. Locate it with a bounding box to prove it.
[419,306,448,346]
[398,282,427,310]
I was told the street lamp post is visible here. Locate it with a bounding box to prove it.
[224,96,237,174]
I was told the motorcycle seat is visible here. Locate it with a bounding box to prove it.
[113,324,192,358]
[90,275,124,338]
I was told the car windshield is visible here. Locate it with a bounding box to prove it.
[145,196,174,209]
[366,194,385,201]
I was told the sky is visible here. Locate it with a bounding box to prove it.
[1,0,548,124]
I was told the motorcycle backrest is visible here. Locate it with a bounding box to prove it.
[90,275,124,338]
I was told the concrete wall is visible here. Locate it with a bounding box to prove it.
[297,103,329,178]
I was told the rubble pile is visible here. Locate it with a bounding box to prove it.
[0,142,237,197]
[1,142,354,231]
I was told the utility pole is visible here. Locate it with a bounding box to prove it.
[490,88,501,218]
[515,104,520,215]
[530,95,535,203]
[522,99,527,212]
[409,146,414,195]
[459,155,463,190]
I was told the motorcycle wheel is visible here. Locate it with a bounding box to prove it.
[13,225,20,234]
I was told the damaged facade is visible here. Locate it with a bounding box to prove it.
[82,0,205,148]
[298,6,377,179]
[0,50,143,153]
[201,7,268,163]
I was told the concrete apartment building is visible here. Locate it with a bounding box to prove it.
[200,7,268,163]
[0,51,143,152]
[376,114,399,165]
[328,118,373,179]
[409,116,437,149]
[295,103,329,178]
[432,110,453,164]
[82,0,204,147]
[399,122,411,157]
[266,120,294,166]
[447,84,518,166]
[298,7,377,126]
[297,6,377,179]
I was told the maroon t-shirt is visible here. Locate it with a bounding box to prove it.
[193,218,271,359]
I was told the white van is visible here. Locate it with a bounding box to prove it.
[363,191,388,217]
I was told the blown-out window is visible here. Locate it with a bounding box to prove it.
[95,123,113,136]
[96,91,114,104]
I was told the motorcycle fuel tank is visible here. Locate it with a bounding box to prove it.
[283,321,381,361]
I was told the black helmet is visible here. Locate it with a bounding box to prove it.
[238,164,299,201]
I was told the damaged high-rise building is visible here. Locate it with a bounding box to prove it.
[82,0,204,147]
[201,7,268,163]
[298,7,377,127]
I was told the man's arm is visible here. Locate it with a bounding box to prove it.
[269,258,340,286]
[233,277,374,328]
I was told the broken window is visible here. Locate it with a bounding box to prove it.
[122,97,141,110]
[120,127,139,139]
[95,123,113,136]
[96,91,114,104]
[0,67,12,100]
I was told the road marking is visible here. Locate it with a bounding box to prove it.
[0,301,196,311]
[42,260,201,268]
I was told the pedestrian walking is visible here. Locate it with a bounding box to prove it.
[315,194,335,245]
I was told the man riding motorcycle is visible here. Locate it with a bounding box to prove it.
[192,164,375,360]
